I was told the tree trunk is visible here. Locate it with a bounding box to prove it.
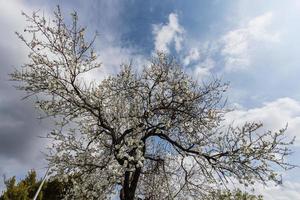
[120,168,141,200]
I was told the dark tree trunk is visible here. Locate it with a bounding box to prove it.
[120,168,141,200]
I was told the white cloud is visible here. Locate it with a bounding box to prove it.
[0,0,41,63]
[252,181,300,200]
[224,180,300,200]
[98,45,147,73]
[221,12,280,71]
[153,13,184,54]
[193,57,215,79]
[224,97,300,146]
[183,48,201,66]
[181,41,219,80]
[81,45,148,84]
[180,12,281,76]
[247,13,279,42]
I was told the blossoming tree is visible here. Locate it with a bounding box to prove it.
[11,7,295,200]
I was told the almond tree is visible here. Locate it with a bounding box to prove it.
[11,7,295,200]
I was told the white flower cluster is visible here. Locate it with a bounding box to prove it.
[116,137,145,169]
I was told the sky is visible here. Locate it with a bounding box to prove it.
[0,0,300,199]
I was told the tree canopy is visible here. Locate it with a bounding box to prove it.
[10,6,294,200]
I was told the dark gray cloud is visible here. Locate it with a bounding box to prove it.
[0,30,47,162]
[0,0,53,191]
[0,0,127,192]
[0,71,50,190]
[0,99,43,159]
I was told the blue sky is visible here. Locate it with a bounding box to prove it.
[1,0,300,199]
